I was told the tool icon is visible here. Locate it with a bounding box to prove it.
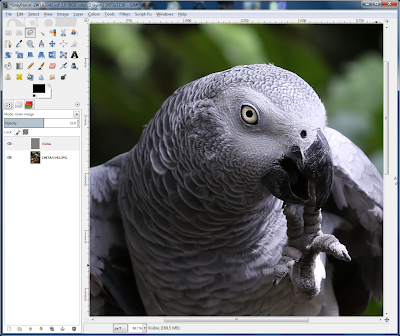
[25,28,36,38]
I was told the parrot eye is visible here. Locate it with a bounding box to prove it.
[241,105,258,125]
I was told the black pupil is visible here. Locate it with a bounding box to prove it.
[300,130,307,138]
[246,110,253,118]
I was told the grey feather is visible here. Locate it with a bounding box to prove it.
[321,127,382,314]
[90,153,146,315]
[324,127,383,232]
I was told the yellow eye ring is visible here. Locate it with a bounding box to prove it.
[241,105,258,124]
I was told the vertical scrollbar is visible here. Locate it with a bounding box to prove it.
[383,61,389,175]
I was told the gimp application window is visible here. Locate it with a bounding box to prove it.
[1,1,399,335]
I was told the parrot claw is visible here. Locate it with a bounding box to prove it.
[273,247,302,285]
[278,186,351,301]
[272,277,280,286]
[310,233,351,262]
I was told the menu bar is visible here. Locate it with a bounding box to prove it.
[3,9,398,18]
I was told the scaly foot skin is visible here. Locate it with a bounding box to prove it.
[273,184,351,301]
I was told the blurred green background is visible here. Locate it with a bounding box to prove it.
[90,24,383,315]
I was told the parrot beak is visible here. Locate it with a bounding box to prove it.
[261,130,333,210]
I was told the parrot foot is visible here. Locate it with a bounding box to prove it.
[273,185,351,301]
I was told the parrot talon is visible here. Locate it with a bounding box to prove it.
[343,251,351,262]
[280,188,351,301]
[272,277,281,286]
[273,246,302,285]
[310,233,351,262]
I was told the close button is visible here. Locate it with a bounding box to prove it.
[382,1,397,6]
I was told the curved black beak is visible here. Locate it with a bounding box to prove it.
[261,130,333,210]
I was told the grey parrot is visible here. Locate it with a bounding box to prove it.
[90,64,382,316]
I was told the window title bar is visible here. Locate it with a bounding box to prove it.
[1,1,398,11]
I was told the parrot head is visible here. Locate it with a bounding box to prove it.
[184,64,333,210]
